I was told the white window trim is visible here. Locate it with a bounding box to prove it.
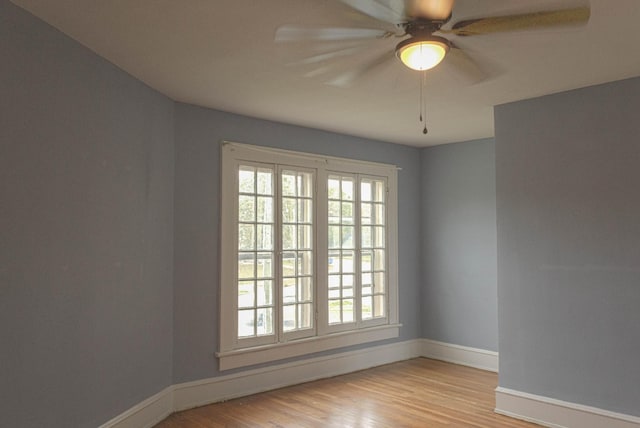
[218,141,400,371]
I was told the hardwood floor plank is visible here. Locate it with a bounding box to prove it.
[156,358,538,427]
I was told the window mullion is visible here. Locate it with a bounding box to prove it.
[354,174,362,328]
[275,166,283,343]
[316,168,329,336]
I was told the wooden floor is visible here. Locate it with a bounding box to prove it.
[155,358,538,427]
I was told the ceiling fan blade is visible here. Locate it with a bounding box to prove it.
[290,46,365,66]
[275,25,390,42]
[405,0,455,21]
[305,66,334,79]
[340,0,406,25]
[445,6,590,37]
[443,44,491,84]
[326,50,395,87]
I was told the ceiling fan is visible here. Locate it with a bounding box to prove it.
[275,0,591,87]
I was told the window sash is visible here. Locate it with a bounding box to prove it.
[235,161,278,348]
[279,166,317,342]
[322,173,389,335]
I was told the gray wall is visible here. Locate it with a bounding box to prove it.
[420,139,498,351]
[0,2,175,427]
[173,103,423,382]
[495,77,640,416]
[18,0,640,423]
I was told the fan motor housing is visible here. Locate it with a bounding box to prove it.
[402,15,451,37]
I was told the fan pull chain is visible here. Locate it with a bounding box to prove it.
[419,71,424,123]
[420,71,428,135]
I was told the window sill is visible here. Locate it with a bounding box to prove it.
[217,324,401,371]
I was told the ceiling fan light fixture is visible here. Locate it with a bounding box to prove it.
[396,36,449,71]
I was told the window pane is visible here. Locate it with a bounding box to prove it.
[298,251,313,276]
[299,277,312,302]
[282,225,297,250]
[374,295,385,318]
[328,274,340,287]
[238,195,255,222]
[361,226,372,248]
[374,272,385,293]
[283,305,295,332]
[298,225,312,249]
[238,281,255,309]
[257,169,273,195]
[257,308,273,335]
[361,203,372,225]
[256,224,273,251]
[374,204,385,226]
[343,299,354,322]
[374,249,385,270]
[328,253,340,274]
[361,181,372,201]
[328,300,341,324]
[297,172,313,198]
[257,280,273,306]
[362,296,372,320]
[238,309,255,337]
[362,272,372,286]
[341,180,354,200]
[283,277,296,304]
[298,199,313,224]
[341,226,354,249]
[328,226,340,249]
[283,252,296,276]
[361,250,372,272]
[257,253,272,278]
[341,202,353,224]
[342,274,353,287]
[282,174,296,196]
[257,196,273,223]
[239,167,255,193]
[373,180,385,202]
[341,251,354,273]
[299,303,313,329]
[328,201,340,224]
[238,224,255,251]
[374,226,385,247]
[328,178,340,199]
[329,289,340,299]
[343,287,353,298]
[238,253,255,279]
[282,198,297,223]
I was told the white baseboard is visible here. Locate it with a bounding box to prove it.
[100,339,423,427]
[420,338,499,372]
[98,387,173,428]
[495,387,640,428]
[173,339,423,411]
[100,340,640,428]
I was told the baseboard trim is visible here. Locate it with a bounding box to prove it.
[100,341,640,428]
[420,338,499,372]
[495,387,640,428]
[101,338,502,427]
[100,339,423,426]
[98,386,173,428]
[173,339,423,411]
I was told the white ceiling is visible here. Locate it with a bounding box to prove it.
[11,0,640,146]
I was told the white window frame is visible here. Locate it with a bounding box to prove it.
[218,142,400,371]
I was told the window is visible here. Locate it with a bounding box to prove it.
[218,142,399,370]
